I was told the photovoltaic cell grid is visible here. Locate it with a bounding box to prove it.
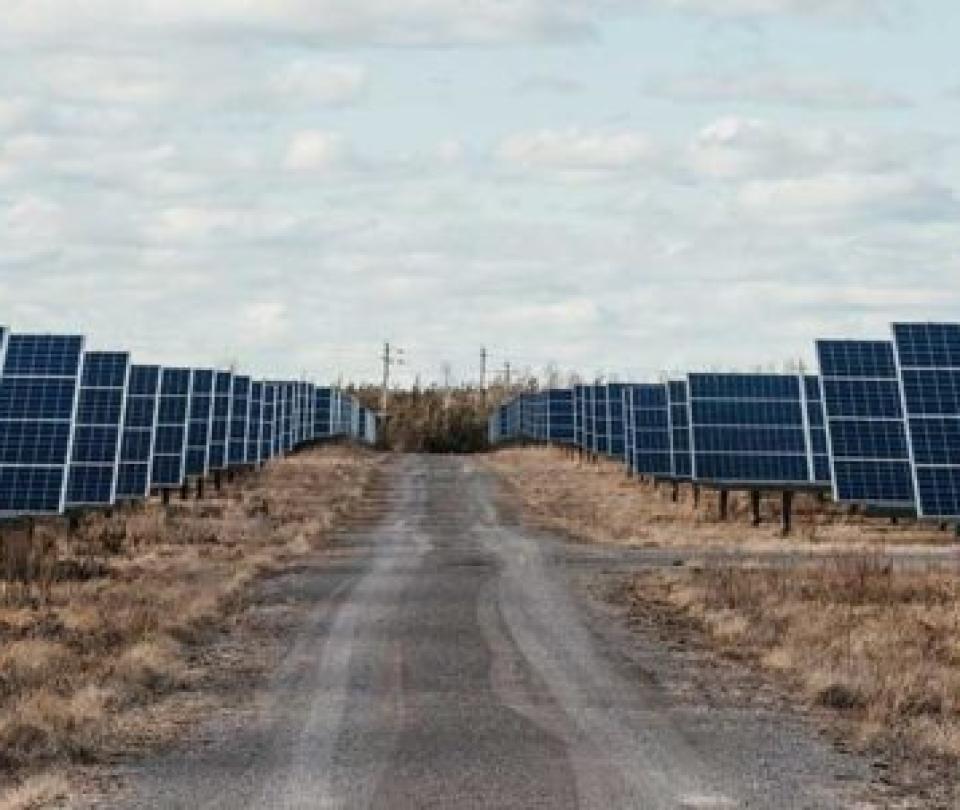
[260,383,276,462]
[668,381,692,479]
[116,365,161,499]
[631,383,673,478]
[152,368,192,488]
[816,340,915,509]
[572,385,584,448]
[688,373,824,487]
[582,385,595,452]
[229,376,251,466]
[315,388,332,439]
[0,334,85,515]
[803,375,832,486]
[185,370,214,478]
[66,351,130,507]
[606,383,626,459]
[893,323,960,519]
[247,381,263,466]
[547,389,574,445]
[208,372,232,471]
[591,385,610,456]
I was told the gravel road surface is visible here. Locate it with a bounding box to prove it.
[100,455,885,809]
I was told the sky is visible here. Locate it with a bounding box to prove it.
[1,0,958,386]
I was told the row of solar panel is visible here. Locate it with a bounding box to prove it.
[488,322,960,521]
[0,328,378,518]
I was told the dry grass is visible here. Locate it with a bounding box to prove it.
[626,558,960,762]
[0,445,381,803]
[485,446,956,551]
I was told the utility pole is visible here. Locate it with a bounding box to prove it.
[504,361,512,388]
[380,341,404,416]
[480,347,488,405]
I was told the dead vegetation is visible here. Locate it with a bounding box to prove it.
[626,559,960,764]
[0,445,381,807]
[486,446,960,790]
[485,446,955,550]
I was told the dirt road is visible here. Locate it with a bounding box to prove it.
[97,455,884,809]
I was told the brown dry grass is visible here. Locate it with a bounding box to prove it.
[626,559,960,763]
[485,446,956,551]
[487,446,960,789]
[0,445,381,804]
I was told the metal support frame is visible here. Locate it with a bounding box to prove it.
[750,490,762,527]
[781,491,794,535]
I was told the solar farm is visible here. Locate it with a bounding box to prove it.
[0,327,377,523]
[489,321,960,534]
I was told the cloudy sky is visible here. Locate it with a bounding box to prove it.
[1,1,957,385]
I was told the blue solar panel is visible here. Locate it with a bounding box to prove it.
[208,371,232,470]
[688,373,824,487]
[260,383,276,461]
[314,387,333,439]
[630,383,673,478]
[816,340,915,509]
[590,384,610,455]
[66,351,130,507]
[246,381,263,465]
[0,334,85,515]
[893,323,960,519]
[667,380,692,479]
[546,389,574,444]
[116,365,161,499]
[228,376,251,466]
[151,368,192,488]
[605,383,626,459]
[185,369,214,478]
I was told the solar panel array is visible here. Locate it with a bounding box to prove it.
[0,328,375,519]
[688,373,823,488]
[488,321,960,524]
[893,323,960,519]
[0,334,85,515]
[67,351,130,507]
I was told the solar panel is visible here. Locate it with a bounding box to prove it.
[572,384,585,449]
[0,334,85,515]
[582,385,595,452]
[667,380,692,479]
[260,383,276,462]
[247,381,263,466]
[605,383,627,459]
[151,368,192,488]
[630,383,673,478]
[228,375,251,466]
[892,323,960,519]
[314,387,333,439]
[803,375,833,486]
[208,371,232,470]
[591,384,610,455]
[66,351,130,507]
[116,365,161,499]
[184,369,214,478]
[546,389,574,444]
[688,373,824,488]
[816,340,915,510]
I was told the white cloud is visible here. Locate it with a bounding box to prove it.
[268,61,368,106]
[653,0,910,23]
[686,116,933,180]
[283,131,348,172]
[496,128,657,172]
[645,70,910,109]
[737,172,957,223]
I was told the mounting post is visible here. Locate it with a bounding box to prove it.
[781,491,794,535]
[161,489,171,506]
[750,490,762,527]
[719,489,729,521]
[196,478,204,500]
[671,482,679,503]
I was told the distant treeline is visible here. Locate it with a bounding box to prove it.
[349,383,530,453]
